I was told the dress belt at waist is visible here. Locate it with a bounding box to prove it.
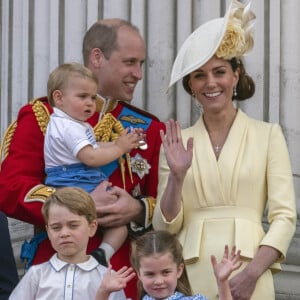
[179,206,264,265]
[185,206,261,224]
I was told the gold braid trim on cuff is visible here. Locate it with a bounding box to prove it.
[137,196,156,228]
[24,184,56,203]
[145,196,156,225]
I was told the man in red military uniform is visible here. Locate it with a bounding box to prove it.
[0,19,165,300]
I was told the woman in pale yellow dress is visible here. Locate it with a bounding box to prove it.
[153,1,297,299]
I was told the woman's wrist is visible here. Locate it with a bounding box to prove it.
[169,170,186,184]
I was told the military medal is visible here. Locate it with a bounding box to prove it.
[130,153,151,179]
[138,140,148,150]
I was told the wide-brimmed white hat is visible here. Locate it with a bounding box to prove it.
[168,0,255,88]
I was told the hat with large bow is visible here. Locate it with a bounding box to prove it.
[168,0,256,88]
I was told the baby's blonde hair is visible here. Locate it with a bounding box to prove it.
[47,62,98,107]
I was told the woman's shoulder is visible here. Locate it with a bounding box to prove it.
[240,109,282,134]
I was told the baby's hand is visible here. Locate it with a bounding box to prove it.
[115,127,145,153]
[96,265,136,299]
[131,127,147,149]
[211,245,242,283]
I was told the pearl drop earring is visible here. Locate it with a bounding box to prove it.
[233,86,237,97]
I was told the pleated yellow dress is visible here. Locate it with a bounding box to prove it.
[153,109,296,299]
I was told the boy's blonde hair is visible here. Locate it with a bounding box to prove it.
[47,62,98,107]
[42,187,97,224]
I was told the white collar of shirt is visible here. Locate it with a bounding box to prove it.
[49,253,99,272]
[52,107,86,125]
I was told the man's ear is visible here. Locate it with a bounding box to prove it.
[90,48,105,68]
[52,90,63,106]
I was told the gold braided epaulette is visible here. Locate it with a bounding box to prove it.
[0,98,50,169]
[0,120,17,169]
[30,99,51,136]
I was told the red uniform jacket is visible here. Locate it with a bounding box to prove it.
[0,97,165,300]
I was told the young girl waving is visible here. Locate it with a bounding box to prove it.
[130,230,241,300]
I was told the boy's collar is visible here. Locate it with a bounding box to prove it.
[49,253,102,271]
